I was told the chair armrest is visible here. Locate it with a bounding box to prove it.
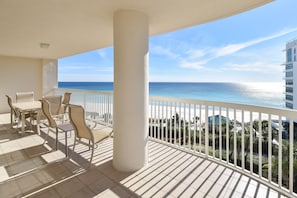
[86,118,98,129]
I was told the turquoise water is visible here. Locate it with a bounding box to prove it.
[58,82,284,108]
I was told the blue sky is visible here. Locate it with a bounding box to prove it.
[59,0,297,83]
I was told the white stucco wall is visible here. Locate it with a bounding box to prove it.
[0,55,44,113]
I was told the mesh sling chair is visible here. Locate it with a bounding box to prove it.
[68,104,112,163]
[41,99,65,150]
[16,91,34,103]
[61,92,72,120]
[6,95,32,128]
[15,91,38,125]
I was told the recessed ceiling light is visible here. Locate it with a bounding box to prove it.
[40,43,50,48]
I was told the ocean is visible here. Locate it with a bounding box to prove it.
[58,82,284,108]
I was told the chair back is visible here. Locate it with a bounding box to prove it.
[43,95,62,116]
[41,99,57,128]
[62,92,72,105]
[69,105,93,140]
[5,95,19,117]
[16,91,34,103]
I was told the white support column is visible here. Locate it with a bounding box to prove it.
[113,10,149,172]
[42,59,58,96]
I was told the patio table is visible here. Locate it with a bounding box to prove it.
[13,101,41,134]
[57,123,74,157]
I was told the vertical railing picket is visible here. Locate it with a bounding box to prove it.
[278,116,282,188]
[234,109,237,167]
[226,108,229,164]
[289,120,294,193]
[241,110,245,170]
[178,102,181,146]
[268,114,272,182]
[250,112,253,174]
[205,105,209,156]
[194,104,197,152]
[219,107,222,160]
[212,106,215,158]
[199,105,202,154]
[259,113,262,178]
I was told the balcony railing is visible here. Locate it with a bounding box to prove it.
[52,88,297,197]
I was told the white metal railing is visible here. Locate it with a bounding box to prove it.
[53,88,297,197]
[51,88,113,126]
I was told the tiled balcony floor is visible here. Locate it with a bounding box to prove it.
[0,115,289,198]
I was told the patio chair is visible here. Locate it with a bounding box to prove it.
[6,95,31,128]
[60,92,72,120]
[62,92,72,107]
[68,104,113,163]
[16,91,34,103]
[42,95,62,116]
[40,99,65,150]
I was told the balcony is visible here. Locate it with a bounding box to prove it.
[0,88,295,197]
[0,118,289,198]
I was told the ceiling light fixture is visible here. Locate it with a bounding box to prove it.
[40,42,50,48]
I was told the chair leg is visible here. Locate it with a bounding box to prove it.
[90,143,95,164]
[43,128,50,145]
[10,110,13,128]
[55,128,58,150]
[72,137,77,155]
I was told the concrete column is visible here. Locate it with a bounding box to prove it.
[42,59,58,96]
[113,10,149,172]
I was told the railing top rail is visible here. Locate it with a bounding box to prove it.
[54,87,113,96]
[54,88,297,119]
[150,95,297,119]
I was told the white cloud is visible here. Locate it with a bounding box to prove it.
[59,65,94,70]
[223,61,282,73]
[178,28,297,71]
[97,49,107,58]
[216,27,297,57]
[186,49,206,59]
[180,60,207,70]
[150,45,179,59]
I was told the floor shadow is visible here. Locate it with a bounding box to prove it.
[25,160,140,198]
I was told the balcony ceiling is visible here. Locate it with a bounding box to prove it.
[0,0,273,59]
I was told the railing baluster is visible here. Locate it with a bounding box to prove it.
[278,116,282,187]
[234,109,237,167]
[268,114,272,182]
[259,113,262,178]
[241,110,245,170]
[149,100,152,139]
[154,100,158,138]
[205,105,209,156]
[183,103,186,147]
[188,103,191,149]
[250,111,253,174]
[219,107,222,160]
[174,102,177,144]
[199,105,202,154]
[179,102,181,146]
[226,108,229,164]
[165,101,168,142]
[157,100,160,140]
[289,120,294,193]
[212,106,215,158]
[194,104,197,152]
[169,102,172,143]
[160,100,162,140]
